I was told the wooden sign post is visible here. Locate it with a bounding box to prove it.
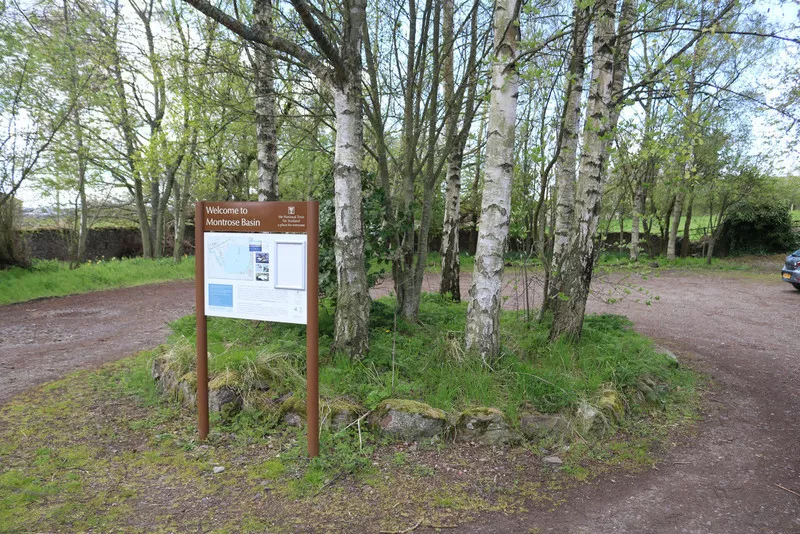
[194,201,320,457]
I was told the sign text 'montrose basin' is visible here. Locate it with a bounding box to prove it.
[203,201,309,233]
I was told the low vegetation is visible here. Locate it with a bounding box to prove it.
[0,295,701,532]
[167,295,695,420]
[0,257,194,305]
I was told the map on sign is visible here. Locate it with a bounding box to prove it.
[205,235,256,281]
[204,232,308,324]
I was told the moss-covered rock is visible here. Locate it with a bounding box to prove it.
[152,356,180,393]
[597,388,625,422]
[575,401,601,435]
[176,371,197,406]
[208,369,240,389]
[325,399,363,431]
[519,411,569,442]
[455,407,517,445]
[208,369,242,418]
[634,376,669,409]
[369,399,447,441]
[280,395,307,427]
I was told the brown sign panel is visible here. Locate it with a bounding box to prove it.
[203,201,309,233]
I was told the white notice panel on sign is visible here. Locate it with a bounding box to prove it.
[275,241,306,290]
[204,232,308,324]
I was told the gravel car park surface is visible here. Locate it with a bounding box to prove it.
[0,281,195,405]
[2,267,799,533]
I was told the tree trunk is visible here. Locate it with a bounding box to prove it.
[667,191,683,260]
[331,77,371,358]
[0,196,28,268]
[548,0,589,310]
[173,131,198,262]
[706,224,723,264]
[440,147,463,300]
[661,194,674,255]
[406,2,443,317]
[549,0,632,341]
[439,0,460,301]
[154,152,184,259]
[681,193,694,257]
[465,0,520,364]
[440,0,480,302]
[469,122,484,256]
[630,181,643,261]
[254,0,279,201]
[71,113,89,268]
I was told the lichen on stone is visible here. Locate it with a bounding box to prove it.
[373,399,446,421]
[208,369,241,391]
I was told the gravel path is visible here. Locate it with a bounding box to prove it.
[2,269,799,533]
[0,281,195,405]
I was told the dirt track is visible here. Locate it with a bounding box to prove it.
[0,281,195,405]
[2,269,799,533]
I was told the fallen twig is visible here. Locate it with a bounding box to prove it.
[339,410,372,433]
[379,518,422,534]
[775,484,800,498]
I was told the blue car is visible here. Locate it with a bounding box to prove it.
[782,249,800,291]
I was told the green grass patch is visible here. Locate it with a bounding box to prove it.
[168,294,695,421]
[594,251,756,272]
[0,257,195,305]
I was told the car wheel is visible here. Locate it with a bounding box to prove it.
[793,283,800,291]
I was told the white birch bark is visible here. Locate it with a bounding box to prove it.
[440,149,463,299]
[331,60,370,357]
[254,0,279,201]
[439,0,461,301]
[667,192,684,260]
[549,0,618,340]
[548,1,588,309]
[464,0,520,364]
[440,0,480,302]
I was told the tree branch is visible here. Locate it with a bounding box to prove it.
[181,0,335,83]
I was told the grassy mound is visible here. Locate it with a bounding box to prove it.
[166,294,696,428]
[0,295,701,533]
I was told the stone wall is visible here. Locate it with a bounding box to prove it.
[20,227,196,261]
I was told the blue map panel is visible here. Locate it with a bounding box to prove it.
[208,284,234,307]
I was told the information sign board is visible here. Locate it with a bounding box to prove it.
[195,201,320,457]
[204,232,307,324]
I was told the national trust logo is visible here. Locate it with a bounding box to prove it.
[288,206,296,215]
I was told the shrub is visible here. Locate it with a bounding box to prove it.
[723,200,798,255]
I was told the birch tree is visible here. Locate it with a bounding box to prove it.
[549,0,635,340]
[439,0,483,302]
[252,0,279,202]
[184,0,371,358]
[464,0,521,364]
[545,0,589,315]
